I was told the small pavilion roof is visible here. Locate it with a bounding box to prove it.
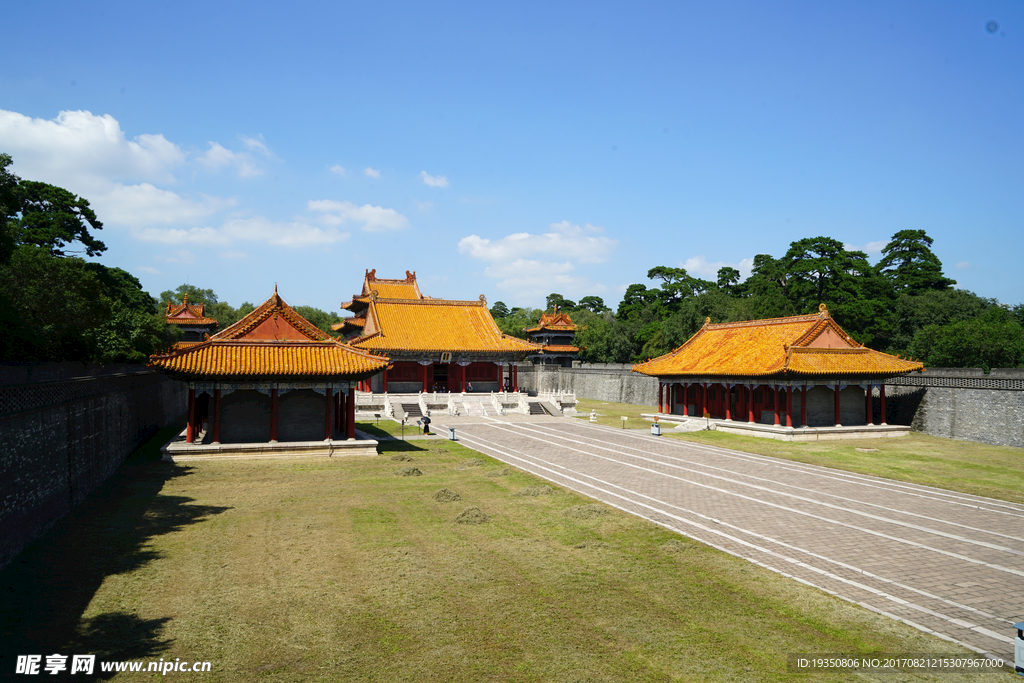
[351,296,541,356]
[632,304,924,378]
[164,293,218,326]
[524,308,577,333]
[149,287,388,380]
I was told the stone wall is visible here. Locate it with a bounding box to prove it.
[0,363,187,569]
[517,363,658,405]
[885,368,1024,448]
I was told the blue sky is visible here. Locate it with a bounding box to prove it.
[2,1,1021,313]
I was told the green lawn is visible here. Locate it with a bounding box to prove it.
[1,427,1002,682]
[573,398,1024,505]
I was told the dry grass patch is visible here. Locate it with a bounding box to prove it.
[0,429,1000,682]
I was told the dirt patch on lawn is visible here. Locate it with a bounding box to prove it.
[391,453,414,462]
[459,458,486,468]
[433,488,462,502]
[395,467,422,476]
[454,507,489,524]
[514,485,555,497]
[486,468,512,477]
[562,504,608,520]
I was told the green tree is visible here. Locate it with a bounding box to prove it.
[0,154,19,265]
[716,266,741,292]
[884,289,994,355]
[159,284,220,307]
[13,180,106,257]
[877,230,955,294]
[490,301,510,319]
[908,308,1024,371]
[577,295,610,313]
[293,305,342,335]
[496,307,541,339]
[545,293,576,312]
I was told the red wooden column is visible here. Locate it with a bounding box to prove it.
[833,385,841,426]
[324,387,333,441]
[773,385,780,425]
[800,384,808,427]
[212,389,221,444]
[681,383,688,416]
[422,364,430,393]
[658,383,664,413]
[382,367,388,393]
[513,364,518,392]
[347,386,356,439]
[724,385,732,420]
[186,388,196,443]
[699,383,707,417]
[748,385,755,423]
[879,384,887,425]
[270,388,279,442]
[338,389,347,436]
[785,386,793,427]
[865,384,873,425]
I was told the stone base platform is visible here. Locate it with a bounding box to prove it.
[642,414,911,441]
[161,429,380,461]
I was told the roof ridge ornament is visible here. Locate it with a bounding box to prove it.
[818,302,829,317]
[704,317,711,327]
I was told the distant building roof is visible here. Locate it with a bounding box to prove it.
[632,304,924,378]
[524,308,577,333]
[164,293,218,326]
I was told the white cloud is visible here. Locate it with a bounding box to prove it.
[844,240,888,256]
[364,167,381,178]
[136,265,161,275]
[458,221,617,305]
[239,134,271,156]
[0,109,238,231]
[420,171,449,188]
[416,200,435,211]
[329,165,347,176]
[221,250,248,259]
[458,220,616,265]
[0,108,185,187]
[135,216,349,248]
[956,261,971,269]
[197,141,263,177]
[680,255,755,281]
[99,184,235,226]
[308,199,410,232]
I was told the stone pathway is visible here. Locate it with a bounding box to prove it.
[435,415,1023,663]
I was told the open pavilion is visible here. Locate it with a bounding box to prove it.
[632,304,924,440]
[149,287,389,458]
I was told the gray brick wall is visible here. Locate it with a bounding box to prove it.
[0,363,187,569]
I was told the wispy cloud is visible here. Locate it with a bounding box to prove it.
[458,221,617,304]
[134,216,349,247]
[420,171,449,188]
[844,240,888,256]
[329,164,347,176]
[364,167,381,178]
[308,199,409,232]
[956,261,971,269]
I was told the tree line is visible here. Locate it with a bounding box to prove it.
[491,234,1024,371]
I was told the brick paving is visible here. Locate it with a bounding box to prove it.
[436,414,1024,662]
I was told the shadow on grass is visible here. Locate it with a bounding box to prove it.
[0,426,230,678]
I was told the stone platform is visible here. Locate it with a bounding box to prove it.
[161,429,380,461]
[642,414,911,441]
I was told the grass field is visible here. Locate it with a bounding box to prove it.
[1,424,1004,682]
[574,398,1024,505]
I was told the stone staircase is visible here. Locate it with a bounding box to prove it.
[527,400,546,416]
[462,396,488,417]
[400,402,423,419]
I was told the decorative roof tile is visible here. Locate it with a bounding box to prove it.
[632,305,923,378]
[524,309,577,333]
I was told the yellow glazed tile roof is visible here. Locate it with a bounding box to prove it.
[540,344,580,354]
[633,305,924,378]
[149,340,387,378]
[353,298,541,354]
[525,310,577,333]
[149,288,389,379]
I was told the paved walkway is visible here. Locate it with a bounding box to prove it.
[435,415,1023,662]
